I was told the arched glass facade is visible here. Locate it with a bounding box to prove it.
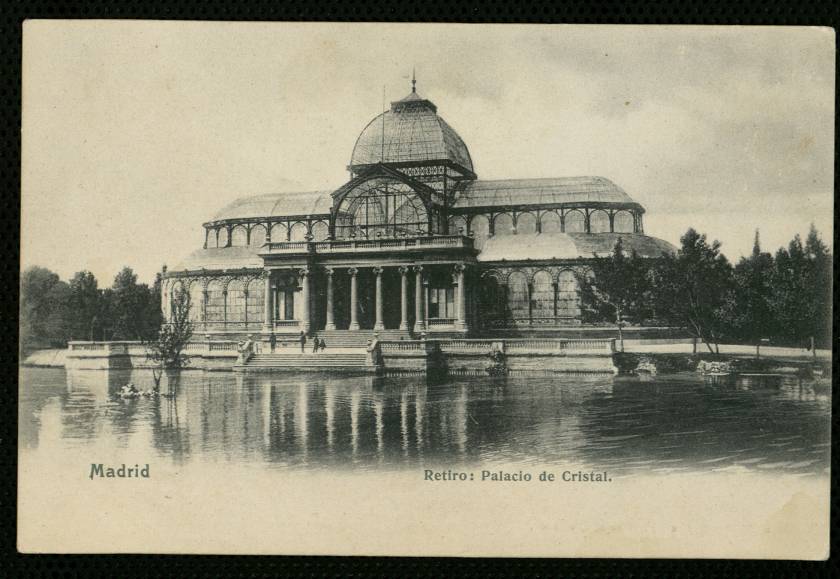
[226,280,246,322]
[613,210,635,233]
[335,179,429,239]
[249,224,267,247]
[564,210,585,233]
[531,271,554,320]
[516,212,537,234]
[230,226,248,246]
[540,211,562,233]
[589,210,611,233]
[493,213,514,236]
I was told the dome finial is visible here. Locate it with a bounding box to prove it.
[411,67,416,93]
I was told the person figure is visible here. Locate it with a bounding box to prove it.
[312,337,319,353]
[299,330,307,353]
[269,332,277,353]
[319,338,327,352]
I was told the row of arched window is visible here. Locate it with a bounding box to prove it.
[205,208,640,250]
[170,278,266,323]
[481,270,581,322]
[205,220,331,249]
[449,209,639,249]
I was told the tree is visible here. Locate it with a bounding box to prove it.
[653,228,734,354]
[67,270,103,341]
[803,224,832,347]
[575,238,655,349]
[108,266,160,340]
[20,266,71,350]
[726,230,776,344]
[144,284,193,388]
[769,225,832,347]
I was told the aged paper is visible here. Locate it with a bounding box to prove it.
[19,21,832,558]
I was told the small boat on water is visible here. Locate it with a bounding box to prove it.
[118,383,160,399]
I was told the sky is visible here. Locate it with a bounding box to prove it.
[22,22,834,285]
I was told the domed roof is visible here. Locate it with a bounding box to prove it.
[350,88,474,173]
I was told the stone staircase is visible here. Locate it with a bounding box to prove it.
[310,329,412,348]
[237,351,371,372]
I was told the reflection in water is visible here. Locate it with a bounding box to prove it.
[18,367,831,475]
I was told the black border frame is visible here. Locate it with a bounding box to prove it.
[3,1,838,576]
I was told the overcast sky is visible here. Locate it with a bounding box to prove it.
[22,22,834,285]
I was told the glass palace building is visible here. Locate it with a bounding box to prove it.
[162,82,675,340]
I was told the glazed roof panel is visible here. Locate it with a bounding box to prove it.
[211,190,333,222]
[454,177,637,208]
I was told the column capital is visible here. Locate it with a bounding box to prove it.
[412,265,424,274]
[398,265,410,276]
[453,263,467,274]
[298,267,310,278]
[348,267,359,276]
[325,266,334,276]
[372,266,385,275]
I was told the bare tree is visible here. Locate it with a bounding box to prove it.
[144,285,193,389]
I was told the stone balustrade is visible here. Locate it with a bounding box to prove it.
[264,234,474,255]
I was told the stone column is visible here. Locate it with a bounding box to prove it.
[423,278,430,329]
[398,266,409,331]
[373,266,385,331]
[348,267,360,330]
[299,267,310,334]
[262,272,273,331]
[454,264,467,331]
[413,266,425,333]
[324,267,336,330]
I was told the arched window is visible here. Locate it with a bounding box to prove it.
[516,212,537,234]
[507,272,530,322]
[493,213,514,236]
[613,211,635,233]
[249,224,267,247]
[217,227,229,248]
[205,228,215,248]
[557,270,580,318]
[540,211,562,234]
[531,271,555,321]
[289,222,308,242]
[226,280,246,323]
[270,223,288,242]
[169,280,185,321]
[479,274,505,324]
[470,215,490,250]
[334,178,428,239]
[247,278,265,323]
[564,210,585,233]
[589,210,610,233]
[311,221,329,241]
[448,215,467,235]
[189,281,204,322]
[230,226,248,247]
[205,280,225,322]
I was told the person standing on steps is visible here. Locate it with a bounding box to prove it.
[319,338,327,352]
[269,332,276,353]
[299,330,306,353]
[312,337,319,353]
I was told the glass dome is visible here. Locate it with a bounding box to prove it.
[350,89,473,173]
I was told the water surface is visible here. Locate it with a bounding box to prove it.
[19,367,830,475]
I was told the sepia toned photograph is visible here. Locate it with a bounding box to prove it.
[19,22,832,558]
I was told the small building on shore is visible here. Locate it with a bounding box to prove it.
[162,79,675,342]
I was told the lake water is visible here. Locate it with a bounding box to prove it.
[19,367,830,476]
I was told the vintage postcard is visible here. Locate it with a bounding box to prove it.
[19,22,832,558]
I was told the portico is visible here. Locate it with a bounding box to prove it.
[260,255,473,336]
